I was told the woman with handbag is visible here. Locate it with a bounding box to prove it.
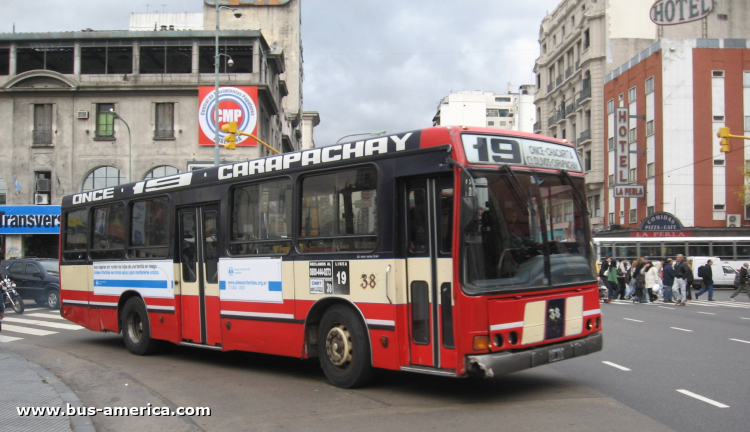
[645,261,661,302]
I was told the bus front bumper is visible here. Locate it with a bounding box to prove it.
[466,332,603,378]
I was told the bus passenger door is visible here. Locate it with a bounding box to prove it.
[177,204,222,346]
[405,177,455,369]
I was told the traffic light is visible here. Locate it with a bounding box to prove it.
[221,122,238,150]
[718,127,730,153]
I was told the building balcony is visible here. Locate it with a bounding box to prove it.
[577,129,592,146]
[556,109,566,124]
[33,130,53,145]
[533,120,542,133]
[565,66,573,80]
[547,82,553,93]
[575,60,580,71]
[548,115,556,128]
[565,102,577,118]
[577,86,591,105]
[556,74,563,87]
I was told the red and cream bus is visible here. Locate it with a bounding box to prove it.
[60,126,602,388]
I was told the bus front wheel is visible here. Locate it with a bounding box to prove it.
[318,305,373,388]
[121,297,161,356]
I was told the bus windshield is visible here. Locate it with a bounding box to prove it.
[463,170,596,294]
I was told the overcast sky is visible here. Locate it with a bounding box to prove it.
[1,0,560,145]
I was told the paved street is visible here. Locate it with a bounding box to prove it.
[1,294,748,431]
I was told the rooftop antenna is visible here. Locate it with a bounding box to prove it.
[13,23,15,33]
[146,4,149,13]
[162,3,167,13]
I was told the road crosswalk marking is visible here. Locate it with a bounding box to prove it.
[0,334,24,343]
[26,313,67,320]
[2,317,82,330]
[1,324,58,336]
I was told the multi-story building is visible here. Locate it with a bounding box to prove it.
[533,0,658,229]
[0,0,305,259]
[432,85,537,133]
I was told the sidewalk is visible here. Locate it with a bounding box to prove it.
[0,346,95,432]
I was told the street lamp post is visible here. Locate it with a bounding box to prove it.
[110,110,132,182]
[335,130,387,144]
[214,2,242,166]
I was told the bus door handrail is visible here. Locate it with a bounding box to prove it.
[385,264,392,304]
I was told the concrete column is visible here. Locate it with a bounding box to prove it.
[192,40,199,75]
[73,42,81,76]
[9,43,16,75]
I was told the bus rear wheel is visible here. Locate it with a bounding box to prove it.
[121,297,161,356]
[318,305,373,388]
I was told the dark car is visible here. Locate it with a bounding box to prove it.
[0,258,60,309]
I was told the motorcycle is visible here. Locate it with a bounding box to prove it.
[1,275,24,314]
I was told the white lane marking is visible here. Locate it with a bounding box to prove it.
[623,318,644,322]
[677,390,729,408]
[697,312,715,315]
[0,335,24,342]
[670,327,693,332]
[2,317,82,330]
[602,361,631,371]
[741,318,750,320]
[729,338,750,344]
[1,324,58,336]
[26,313,67,320]
[659,306,675,310]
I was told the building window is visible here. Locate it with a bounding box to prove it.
[95,103,115,139]
[619,93,624,102]
[487,121,494,126]
[0,48,9,75]
[583,29,590,49]
[629,168,637,183]
[712,70,724,77]
[745,205,750,220]
[713,159,725,166]
[646,120,654,136]
[33,104,53,145]
[608,137,614,151]
[0,176,6,204]
[588,194,601,217]
[647,163,655,178]
[629,127,637,143]
[495,97,511,103]
[562,25,566,37]
[646,77,654,94]
[82,166,127,192]
[628,87,637,102]
[139,44,192,74]
[499,109,511,117]
[608,212,614,225]
[199,45,253,73]
[607,99,614,114]
[16,44,74,74]
[714,204,725,211]
[155,103,175,139]
[647,206,655,216]
[713,115,725,122]
[584,151,591,171]
[144,166,179,180]
[542,43,547,54]
[486,109,499,117]
[745,116,750,131]
[744,72,750,87]
[608,174,615,187]
[629,209,637,224]
[81,46,133,74]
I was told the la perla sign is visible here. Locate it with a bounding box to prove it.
[650,0,714,26]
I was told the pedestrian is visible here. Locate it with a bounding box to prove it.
[695,259,715,301]
[607,257,619,302]
[729,263,750,301]
[626,258,640,299]
[0,283,4,340]
[662,258,676,303]
[685,260,695,300]
[672,254,689,306]
[645,261,661,302]
[616,258,628,300]
[633,259,647,303]
[599,257,612,280]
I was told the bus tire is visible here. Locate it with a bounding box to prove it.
[121,297,160,356]
[318,305,373,388]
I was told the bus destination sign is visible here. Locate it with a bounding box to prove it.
[461,134,582,172]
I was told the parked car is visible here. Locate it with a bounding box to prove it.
[0,258,60,309]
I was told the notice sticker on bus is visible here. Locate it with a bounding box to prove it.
[309,261,349,295]
[219,257,283,303]
[93,260,174,298]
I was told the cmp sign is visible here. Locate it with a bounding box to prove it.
[650,0,714,26]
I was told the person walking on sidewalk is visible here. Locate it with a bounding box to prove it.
[616,258,628,300]
[673,254,689,306]
[695,260,715,301]
[730,263,750,301]
[607,258,620,302]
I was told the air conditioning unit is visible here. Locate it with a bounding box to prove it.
[76,110,89,119]
[36,178,51,192]
[727,214,741,228]
[34,194,49,205]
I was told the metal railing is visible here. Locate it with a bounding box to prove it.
[533,121,541,132]
[578,86,591,104]
[565,66,573,80]
[578,129,591,145]
[556,74,563,86]
[33,130,53,144]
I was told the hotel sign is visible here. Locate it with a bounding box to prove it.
[650,0,714,26]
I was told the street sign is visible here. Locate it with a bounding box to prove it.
[614,184,645,198]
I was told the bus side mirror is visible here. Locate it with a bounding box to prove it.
[461,196,479,232]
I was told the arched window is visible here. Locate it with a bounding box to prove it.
[144,165,179,180]
[82,166,127,192]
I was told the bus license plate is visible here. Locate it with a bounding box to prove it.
[549,348,565,363]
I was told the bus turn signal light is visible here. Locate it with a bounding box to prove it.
[473,335,490,351]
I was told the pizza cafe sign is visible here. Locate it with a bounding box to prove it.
[650,0,714,26]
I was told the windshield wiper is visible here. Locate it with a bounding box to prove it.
[559,170,589,217]
[500,165,529,216]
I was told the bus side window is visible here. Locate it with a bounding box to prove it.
[407,189,427,254]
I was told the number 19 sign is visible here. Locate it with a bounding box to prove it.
[614,107,644,198]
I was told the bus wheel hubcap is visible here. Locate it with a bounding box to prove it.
[129,314,143,343]
[325,324,352,367]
